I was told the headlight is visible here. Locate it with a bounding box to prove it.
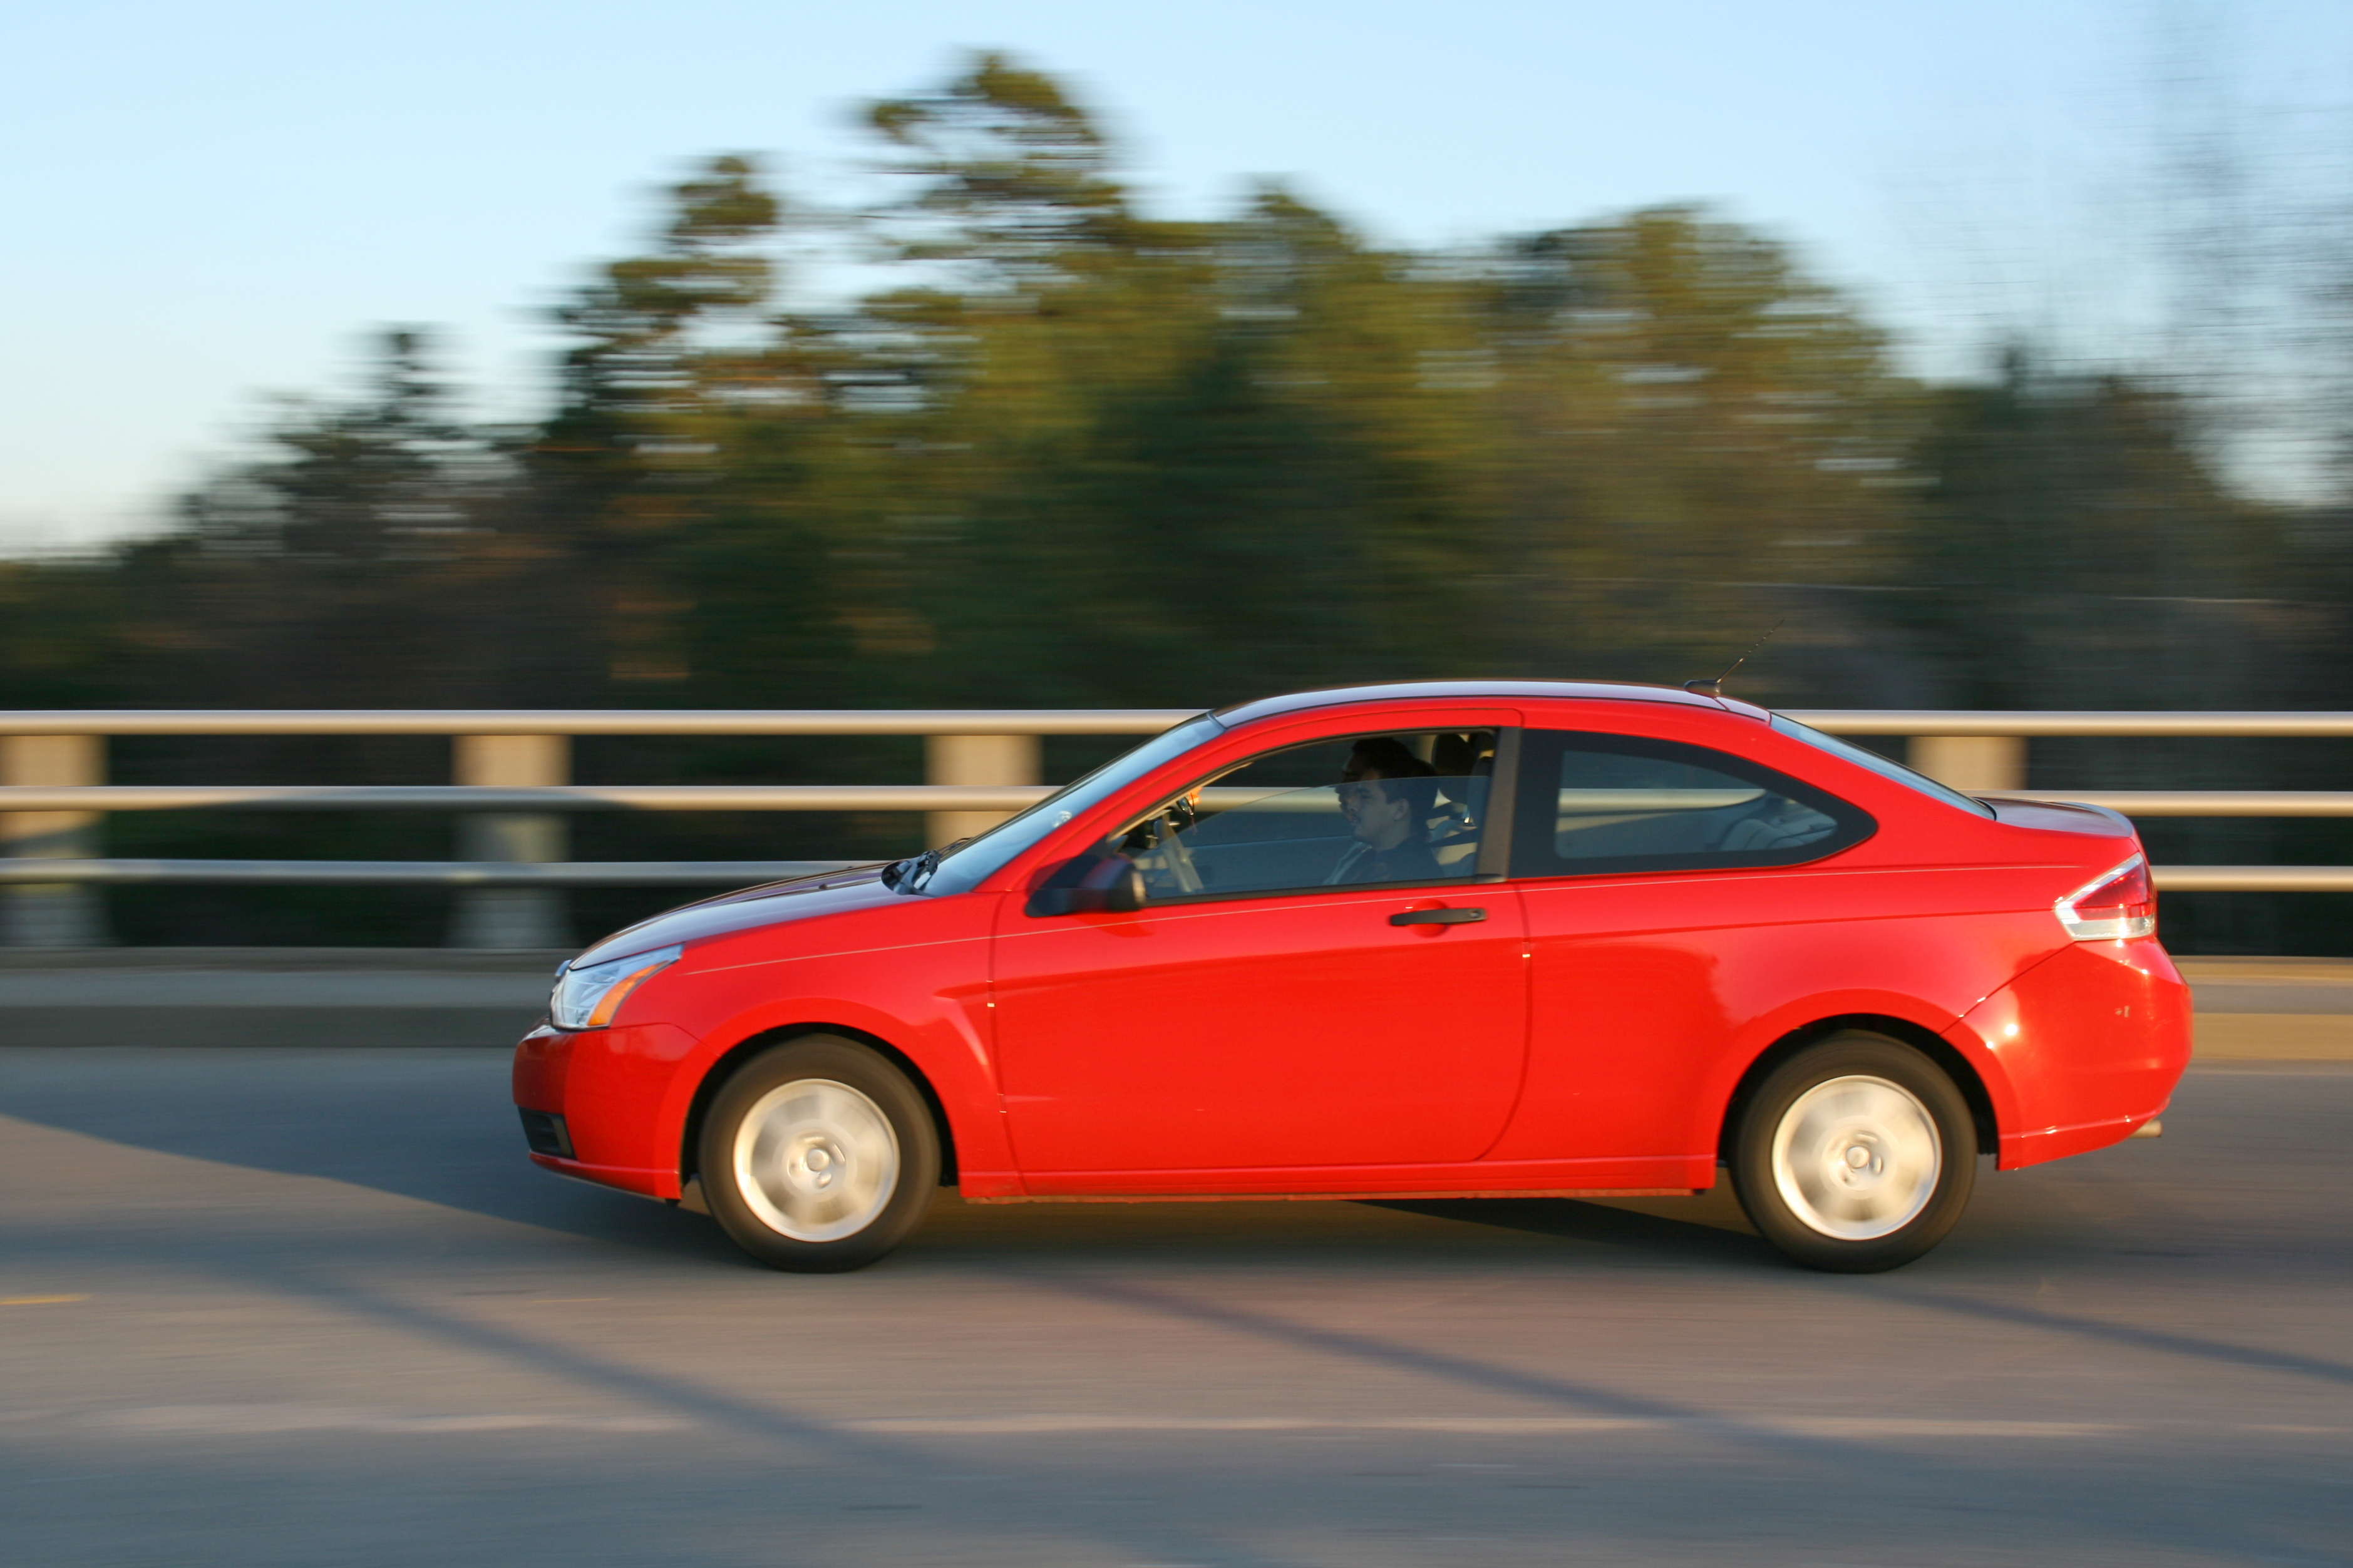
[551,945,682,1030]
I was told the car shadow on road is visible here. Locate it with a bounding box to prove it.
[0,1048,1783,1278]
[1366,1189,1776,1264]
[0,1046,1848,1279]
[15,1048,2353,1306]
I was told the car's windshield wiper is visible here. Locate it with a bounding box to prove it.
[884,839,969,894]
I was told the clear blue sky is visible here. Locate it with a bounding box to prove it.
[4,0,2346,552]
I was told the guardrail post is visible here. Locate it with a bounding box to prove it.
[1,735,109,946]
[448,735,570,950]
[1907,735,2026,793]
[925,734,1041,848]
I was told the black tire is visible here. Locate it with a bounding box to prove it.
[696,1035,941,1273]
[1730,1031,1977,1273]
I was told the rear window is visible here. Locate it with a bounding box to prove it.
[1510,730,1874,878]
[1769,715,1996,818]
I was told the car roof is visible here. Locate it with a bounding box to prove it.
[1212,679,1759,729]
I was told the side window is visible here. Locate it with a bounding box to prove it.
[1510,730,1872,878]
[1106,729,1497,903]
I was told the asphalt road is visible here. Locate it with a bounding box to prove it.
[0,1049,2347,1568]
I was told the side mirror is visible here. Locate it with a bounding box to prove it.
[1025,854,1147,917]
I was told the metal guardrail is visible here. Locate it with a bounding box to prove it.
[0,786,1063,812]
[0,711,1194,946]
[1789,711,2353,736]
[0,859,862,887]
[1975,791,2353,817]
[2152,867,2353,892]
[6,784,2353,818]
[14,705,2353,737]
[3,709,2352,923]
[0,709,1196,736]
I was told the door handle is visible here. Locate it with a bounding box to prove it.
[1389,907,1486,926]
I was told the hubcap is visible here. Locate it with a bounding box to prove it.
[1770,1075,1942,1241]
[732,1079,900,1243]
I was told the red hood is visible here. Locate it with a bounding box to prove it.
[570,868,903,967]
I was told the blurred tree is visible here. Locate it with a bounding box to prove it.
[1467,208,1920,692]
[864,51,1148,288]
[533,153,791,695]
[1900,348,2282,710]
[879,180,1490,707]
[125,328,530,709]
[0,558,126,707]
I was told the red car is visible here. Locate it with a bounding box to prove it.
[512,682,2190,1274]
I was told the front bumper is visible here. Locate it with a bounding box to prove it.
[517,1107,574,1159]
[512,1018,703,1199]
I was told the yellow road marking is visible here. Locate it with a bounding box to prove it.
[2,1295,88,1306]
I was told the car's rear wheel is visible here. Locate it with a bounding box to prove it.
[1731,1032,1976,1273]
[697,1035,940,1273]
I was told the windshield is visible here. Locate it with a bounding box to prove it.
[1770,714,1995,818]
[915,714,1223,894]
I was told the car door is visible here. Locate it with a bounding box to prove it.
[990,717,1529,1183]
[1485,725,1880,1187]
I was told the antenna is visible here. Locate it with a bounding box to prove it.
[1684,620,1784,697]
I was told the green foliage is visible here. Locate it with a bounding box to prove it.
[3,54,2309,721]
[1902,350,2282,707]
[0,557,128,707]
[865,52,1150,282]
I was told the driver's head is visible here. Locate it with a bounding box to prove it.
[1341,737,1423,784]
[1338,741,1437,852]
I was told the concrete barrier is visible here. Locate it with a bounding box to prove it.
[3,951,2349,1058]
[0,950,564,1048]
[2175,958,2353,1060]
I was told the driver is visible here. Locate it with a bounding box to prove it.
[1326,742,1443,884]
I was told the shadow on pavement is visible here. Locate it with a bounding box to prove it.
[9,1047,2353,1304]
[0,1047,1801,1278]
[1369,1191,1773,1263]
[0,1047,743,1267]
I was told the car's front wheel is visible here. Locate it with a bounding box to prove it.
[697,1035,941,1273]
[1731,1032,1977,1273]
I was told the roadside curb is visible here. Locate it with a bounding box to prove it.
[2190,1015,2353,1060]
[0,950,557,1048]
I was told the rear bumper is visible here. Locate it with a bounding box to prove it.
[1944,936,2193,1169]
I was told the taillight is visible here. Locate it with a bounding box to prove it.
[2055,853,2157,941]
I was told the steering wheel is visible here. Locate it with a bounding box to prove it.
[1125,809,1203,896]
[1153,811,1203,893]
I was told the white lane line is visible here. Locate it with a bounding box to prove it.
[1759,1419,2123,1438]
[842,1415,2131,1438]
[848,1416,1650,1435]
[87,1406,686,1435]
[37,1408,2349,1442]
